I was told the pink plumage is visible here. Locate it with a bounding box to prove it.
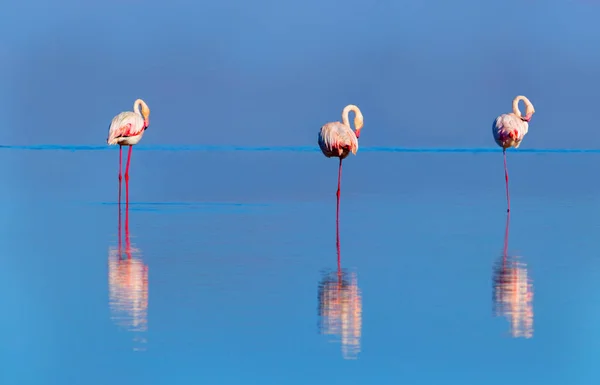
[319,121,359,159]
[107,99,150,146]
[493,113,529,149]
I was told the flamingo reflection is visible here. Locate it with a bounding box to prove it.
[317,214,362,359]
[492,212,534,338]
[108,183,149,350]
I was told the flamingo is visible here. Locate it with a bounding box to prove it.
[107,99,150,203]
[318,104,364,233]
[492,95,535,212]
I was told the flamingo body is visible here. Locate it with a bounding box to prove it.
[107,99,150,146]
[492,113,528,149]
[107,111,147,146]
[318,121,359,159]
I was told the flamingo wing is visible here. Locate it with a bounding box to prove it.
[318,122,358,157]
[107,112,145,145]
[493,114,527,145]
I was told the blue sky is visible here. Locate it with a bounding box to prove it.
[2,0,600,148]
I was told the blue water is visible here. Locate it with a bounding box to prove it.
[1,147,599,384]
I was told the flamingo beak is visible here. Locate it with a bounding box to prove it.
[522,114,532,122]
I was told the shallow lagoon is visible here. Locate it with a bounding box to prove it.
[1,147,599,385]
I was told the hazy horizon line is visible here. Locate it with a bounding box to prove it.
[1,144,600,153]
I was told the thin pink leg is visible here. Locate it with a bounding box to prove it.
[119,145,123,181]
[336,158,342,225]
[125,163,131,207]
[125,145,133,182]
[334,157,343,286]
[336,158,342,266]
[503,149,510,213]
[118,145,123,204]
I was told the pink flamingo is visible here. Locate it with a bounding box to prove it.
[107,99,150,203]
[492,95,535,212]
[318,104,364,234]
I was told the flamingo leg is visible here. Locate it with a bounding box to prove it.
[118,145,123,205]
[503,149,511,213]
[119,145,123,181]
[125,145,133,182]
[125,163,131,206]
[336,157,342,222]
[336,157,343,265]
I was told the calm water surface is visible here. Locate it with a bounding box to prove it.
[1,148,599,385]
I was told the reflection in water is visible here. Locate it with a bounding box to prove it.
[108,187,149,350]
[317,215,362,359]
[492,212,534,338]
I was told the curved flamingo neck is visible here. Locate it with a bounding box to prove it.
[341,105,362,134]
[133,99,150,127]
[512,96,533,120]
[133,99,144,116]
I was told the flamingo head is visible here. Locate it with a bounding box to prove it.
[142,105,151,128]
[354,115,364,138]
[521,99,535,122]
[521,107,534,122]
[135,99,151,128]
